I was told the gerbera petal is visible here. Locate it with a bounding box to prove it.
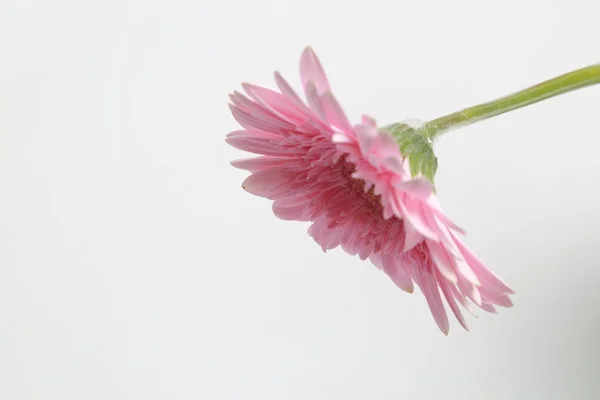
[403,220,423,251]
[396,195,438,241]
[230,156,289,172]
[242,83,308,125]
[450,231,514,294]
[426,239,458,284]
[436,271,469,331]
[300,46,331,95]
[382,255,414,293]
[274,71,305,107]
[242,169,293,198]
[396,177,433,199]
[304,82,326,120]
[420,270,450,335]
[321,90,353,134]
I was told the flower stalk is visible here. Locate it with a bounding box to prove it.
[421,63,600,141]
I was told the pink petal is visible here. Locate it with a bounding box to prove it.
[300,46,331,95]
[242,169,294,198]
[437,273,469,331]
[426,240,458,283]
[225,136,286,156]
[426,197,466,235]
[452,254,481,286]
[272,202,309,221]
[361,115,377,127]
[274,71,305,107]
[450,231,514,294]
[242,83,308,124]
[396,195,438,241]
[304,82,326,121]
[231,91,296,130]
[355,124,378,155]
[382,255,414,293]
[480,303,497,313]
[396,178,433,199]
[226,129,279,140]
[321,90,353,133]
[230,156,289,172]
[420,271,450,335]
[403,220,423,251]
[229,104,284,134]
[458,278,482,307]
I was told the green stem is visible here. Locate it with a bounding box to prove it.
[422,63,600,141]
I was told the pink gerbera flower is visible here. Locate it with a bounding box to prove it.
[226,47,514,334]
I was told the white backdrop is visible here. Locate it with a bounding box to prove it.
[2,1,600,399]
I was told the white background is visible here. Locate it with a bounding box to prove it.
[2,0,600,399]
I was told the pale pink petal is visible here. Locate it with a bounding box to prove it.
[274,71,305,107]
[426,239,458,283]
[226,136,288,156]
[403,220,423,251]
[230,157,289,172]
[396,178,433,199]
[450,231,514,294]
[355,124,378,155]
[382,255,414,293]
[304,82,326,120]
[273,203,309,221]
[361,115,377,127]
[242,83,308,124]
[437,272,469,331]
[300,46,331,95]
[452,254,481,286]
[420,271,450,335]
[480,303,498,313]
[321,91,353,133]
[242,169,293,198]
[396,195,438,241]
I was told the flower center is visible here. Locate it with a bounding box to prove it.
[338,156,383,214]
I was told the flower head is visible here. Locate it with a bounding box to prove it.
[226,47,513,334]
